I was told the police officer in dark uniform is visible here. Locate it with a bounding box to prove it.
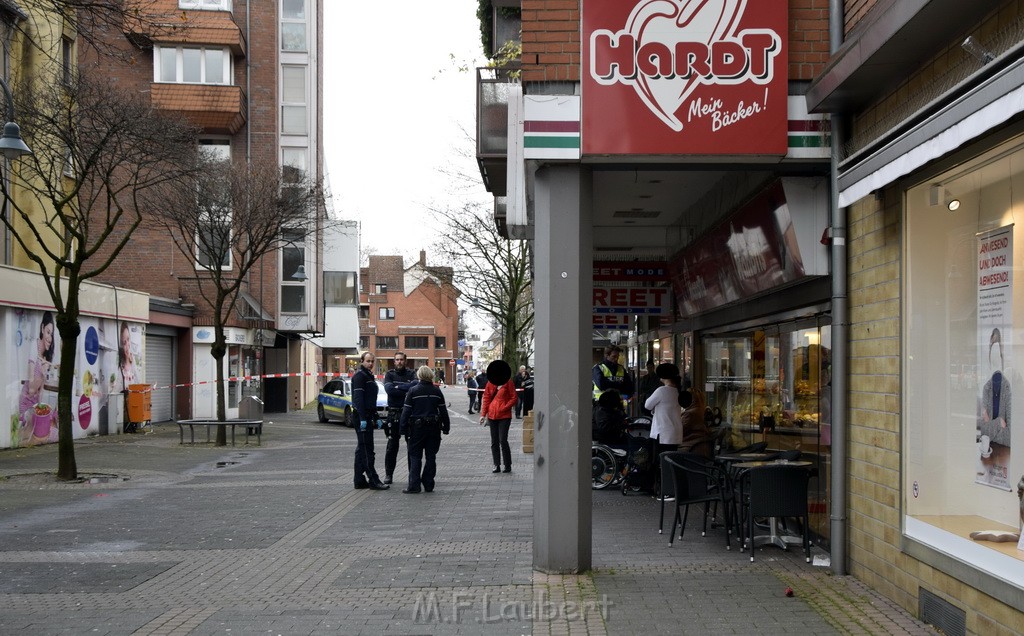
[398,365,451,493]
[352,352,388,490]
[383,352,417,484]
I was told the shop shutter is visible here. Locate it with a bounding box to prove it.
[146,334,174,422]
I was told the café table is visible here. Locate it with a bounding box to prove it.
[733,460,813,550]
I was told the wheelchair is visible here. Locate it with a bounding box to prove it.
[591,415,652,493]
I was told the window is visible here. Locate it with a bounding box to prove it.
[358,305,369,319]
[374,283,387,294]
[904,134,1024,589]
[280,229,306,313]
[281,66,307,135]
[61,37,74,86]
[180,0,231,9]
[154,45,230,85]
[377,336,398,350]
[358,335,369,349]
[378,307,395,320]
[282,147,306,183]
[435,336,447,350]
[325,272,357,306]
[405,336,428,349]
[281,0,307,51]
[196,140,232,269]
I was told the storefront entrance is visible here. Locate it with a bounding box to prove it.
[703,318,833,548]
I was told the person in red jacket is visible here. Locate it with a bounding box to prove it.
[479,360,518,473]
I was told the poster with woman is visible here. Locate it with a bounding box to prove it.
[12,310,60,446]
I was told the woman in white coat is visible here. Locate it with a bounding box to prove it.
[644,363,683,451]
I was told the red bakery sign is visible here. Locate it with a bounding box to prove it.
[582,0,788,156]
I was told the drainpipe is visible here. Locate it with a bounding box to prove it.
[828,0,848,577]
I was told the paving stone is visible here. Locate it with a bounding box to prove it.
[0,392,936,635]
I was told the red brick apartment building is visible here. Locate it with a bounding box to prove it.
[87,0,325,419]
[481,0,1024,631]
[358,252,460,379]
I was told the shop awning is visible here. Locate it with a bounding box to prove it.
[838,55,1024,208]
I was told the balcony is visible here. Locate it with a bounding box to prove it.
[476,67,518,196]
[151,84,247,134]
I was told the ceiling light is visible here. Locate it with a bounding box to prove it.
[947,199,961,212]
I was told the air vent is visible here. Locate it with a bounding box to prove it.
[613,210,661,219]
[919,587,965,636]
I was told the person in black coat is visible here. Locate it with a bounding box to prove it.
[466,370,479,414]
[399,366,451,493]
[352,352,388,490]
[474,369,487,412]
[383,352,417,484]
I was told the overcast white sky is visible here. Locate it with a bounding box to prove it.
[323,1,491,264]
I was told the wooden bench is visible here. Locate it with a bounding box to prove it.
[176,419,263,446]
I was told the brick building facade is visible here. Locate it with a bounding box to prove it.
[358,251,460,380]
[88,0,325,419]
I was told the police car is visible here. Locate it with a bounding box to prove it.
[317,377,387,426]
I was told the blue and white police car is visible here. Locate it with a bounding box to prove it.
[317,377,387,426]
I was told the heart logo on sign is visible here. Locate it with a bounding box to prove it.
[626,0,746,131]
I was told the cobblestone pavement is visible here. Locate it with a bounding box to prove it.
[0,389,937,635]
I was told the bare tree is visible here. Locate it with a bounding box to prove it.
[152,154,324,444]
[432,201,533,368]
[0,72,198,480]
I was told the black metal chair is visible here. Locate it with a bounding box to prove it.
[657,450,689,534]
[664,454,733,549]
[738,464,811,562]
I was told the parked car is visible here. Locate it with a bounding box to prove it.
[317,377,387,426]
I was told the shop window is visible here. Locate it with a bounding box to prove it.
[904,135,1024,587]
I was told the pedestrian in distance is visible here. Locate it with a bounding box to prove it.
[466,369,478,414]
[352,352,388,491]
[479,360,517,473]
[521,368,535,417]
[474,368,488,413]
[513,365,530,419]
[398,366,451,493]
[383,352,417,485]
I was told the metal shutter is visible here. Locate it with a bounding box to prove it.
[146,334,174,422]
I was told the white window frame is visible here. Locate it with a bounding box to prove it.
[179,0,232,10]
[195,140,232,270]
[154,45,232,85]
[280,0,308,52]
[280,228,307,314]
[281,65,308,135]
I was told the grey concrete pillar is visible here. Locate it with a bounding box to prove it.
[533,164,592,573]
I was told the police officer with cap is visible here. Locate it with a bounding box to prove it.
[383,352,417,484]
[398,365,451,493]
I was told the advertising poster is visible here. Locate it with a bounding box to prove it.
[10,309,62,446]
[976,225,1013,491]
[7,309,138,448]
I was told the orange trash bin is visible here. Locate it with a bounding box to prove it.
[127,384,152,423]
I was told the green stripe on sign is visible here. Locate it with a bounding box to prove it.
[788,135,829,148]
[524,136,580,148]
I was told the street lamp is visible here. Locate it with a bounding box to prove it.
[0,77,31,160]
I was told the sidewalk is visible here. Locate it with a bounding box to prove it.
[0,389,937,635]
